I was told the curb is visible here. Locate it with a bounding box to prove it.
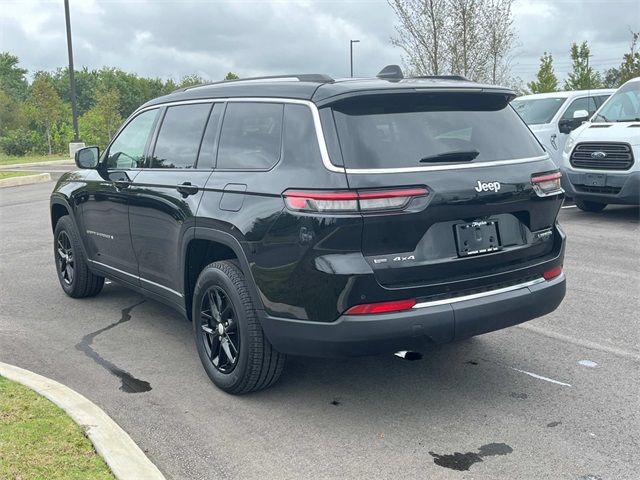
[0,172,51,188]
[0,362,166,480]
[0,159,72,168]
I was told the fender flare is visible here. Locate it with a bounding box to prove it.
[50,195,92,262]
[181,227,265,318]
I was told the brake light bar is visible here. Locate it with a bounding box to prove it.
[283,188,428,213]
[532,171,563,197]
[345,298,417,315]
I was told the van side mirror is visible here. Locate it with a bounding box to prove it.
[75,146,100,169]
[573,109,589,120]
[558,119,574,134]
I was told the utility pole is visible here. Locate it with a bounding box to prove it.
[64,0,80,142]
[350,39,360,77]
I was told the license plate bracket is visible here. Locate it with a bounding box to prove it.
[585,173,606,187]
[455,220,501,257]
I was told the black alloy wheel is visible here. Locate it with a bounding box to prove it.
[199,286,240,373]
[56,231,74,285]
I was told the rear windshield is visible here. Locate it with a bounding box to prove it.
[511,97,566,124]
[330,93,544,169]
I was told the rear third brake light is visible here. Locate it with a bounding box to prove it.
[532,171,563,197]
[283,188,427,213]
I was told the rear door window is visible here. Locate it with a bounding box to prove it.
[331,93,544,169]
[150,103,212,169]
[217,102,284,170]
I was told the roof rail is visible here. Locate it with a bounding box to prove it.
[177,74,334,93]
[412,75,470,81]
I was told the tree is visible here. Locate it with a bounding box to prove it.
[224,72,239,80]
[483,0,516,84]
[389,0,448,75]
[387,0,516,82]
[564,41,602,90]
[619,30,640,84]
[29,74,65,155]
[79,87,122,148]
[0,52,28,100]
[528,52,558,93]
[602,67,621,88]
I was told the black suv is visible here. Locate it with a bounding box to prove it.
[51,67,566,394]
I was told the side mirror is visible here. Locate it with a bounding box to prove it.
[558,119,574,134]
[573,109,589,120]
[75,146,100,169]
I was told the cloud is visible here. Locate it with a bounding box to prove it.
[0,0,638,85]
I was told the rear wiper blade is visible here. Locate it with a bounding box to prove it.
[420,150,479,163]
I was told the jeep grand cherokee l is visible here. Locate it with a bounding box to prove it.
[50,67,566,394]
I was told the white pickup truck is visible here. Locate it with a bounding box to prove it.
[512,89,614,168]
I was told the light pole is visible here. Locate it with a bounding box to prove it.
[64,0,80,142]
[350,39,360,78]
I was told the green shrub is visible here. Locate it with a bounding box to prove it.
[0,128,37,156]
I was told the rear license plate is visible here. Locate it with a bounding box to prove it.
[455,220,501,257]
[585,173,606,187]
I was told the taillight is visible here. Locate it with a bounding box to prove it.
[283,188,428,213]
[532,171,563,197]
[543,266,562,280]
[345,298,417,315]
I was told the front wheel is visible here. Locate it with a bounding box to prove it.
[193,261,285,394]
[54,216,104,298]
[576,199,607,212]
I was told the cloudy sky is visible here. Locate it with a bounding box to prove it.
[1,0,638,85]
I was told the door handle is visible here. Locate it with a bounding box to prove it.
[176,182,199,197]
[114,180,131,190]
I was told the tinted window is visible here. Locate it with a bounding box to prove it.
[106,109,158,169]
[561,97,597,120]
[333,93,544,169]
[196,103,224,168]
[151,103,211,169]
[217,102,284,170]
[283,104,322,167]
[511,97,565,124]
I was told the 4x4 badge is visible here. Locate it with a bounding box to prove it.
[474,181,501,192]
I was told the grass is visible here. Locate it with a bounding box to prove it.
[0,153,68,166]
[0,376,115,480]
[0,171,40,180]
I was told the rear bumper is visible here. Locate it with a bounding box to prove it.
[260,273,566,357]
[562,169,640,205]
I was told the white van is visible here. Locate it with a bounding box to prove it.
[561,78,640,211]
[512,89,614,168]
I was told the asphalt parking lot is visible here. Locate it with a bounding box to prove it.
[1,178,638,480]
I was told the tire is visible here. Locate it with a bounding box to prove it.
[54,216,105,298]
[576,199,607,212]
[192,260,285,394]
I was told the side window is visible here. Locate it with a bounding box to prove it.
[150,103,212,169]
[106,109,158,169]
[196,103,224,169]
[562,97,597,120]
[283,104,322,167]
[217,102,284,170]
[596,95,611,107]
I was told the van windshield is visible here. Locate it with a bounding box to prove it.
[511,97,566,125]
[593,81,640,123]
[331,93,543,169]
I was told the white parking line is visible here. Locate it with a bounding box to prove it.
[561,205,577,209]
[510,367,572,387]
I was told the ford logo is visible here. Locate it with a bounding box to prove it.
[591,151,607,159]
